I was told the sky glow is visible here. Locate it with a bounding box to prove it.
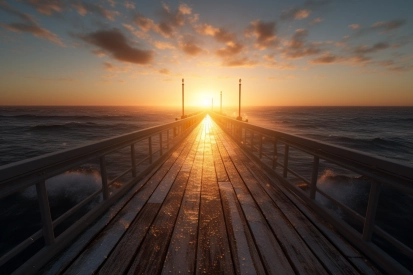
[0,0,412,106]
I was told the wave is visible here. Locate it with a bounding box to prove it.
[29,121,137,131]
[0,114,137,121]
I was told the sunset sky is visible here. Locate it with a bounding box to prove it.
[0,0,412,106]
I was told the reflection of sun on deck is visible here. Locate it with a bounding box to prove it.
[42,116,379,274]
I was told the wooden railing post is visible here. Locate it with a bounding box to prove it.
[272,138,277,169]
[148,136,153,164]
[310,156,319,199]
[159,133,163,155]
[36,181,55,246]
[131,144,136,177]
[251,131,254,150]
[99,156,109,200]
[283,145,289,178]
[167,129,170,149]
[259,135,263,159]
[362,182,381,241]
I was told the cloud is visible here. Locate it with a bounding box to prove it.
[72,2,119,21]
[80,28,153,64]
[21,0,64,15]
[178,35,203,56]
[309,17,323,25]
[376,60,412,72]
[159,68,170,74]
[221,57,257,67]
[353,42,391,55]
[156,3,192,37]
[348,24,360,30]
[0,1,64,46]
[103,61,130,72]
[245,20,277,49]
[196,24,235,43]
[216,42,244,58]
[133,13,158,32]
[124,1,135,9]
[310,52,342,64]
[282,29,320,59]
[281,8,311,20]
[152,40,175,50]
[371,20,406,33]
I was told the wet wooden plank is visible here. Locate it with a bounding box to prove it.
[219,182,266,275]
[215,123,381,274]
[196,131,234,274]
[210,134,229,182]
[59,128,200,275]
[96,128,200,275]
[213,129,294,274]
[247,164,360,274]
[216,129,328,274]
[162,126,204,274]
[127,171,190,274]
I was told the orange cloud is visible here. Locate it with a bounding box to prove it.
[72,1,119,21]
[245,20,277,49]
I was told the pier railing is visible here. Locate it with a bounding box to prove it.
[0,112,204,274]
[210,112,413,274]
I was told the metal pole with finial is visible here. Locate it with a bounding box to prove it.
[181,78,185,119]
[220,91,222,113]
[237,79,242,120]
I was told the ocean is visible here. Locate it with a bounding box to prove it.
[1,106,412,272]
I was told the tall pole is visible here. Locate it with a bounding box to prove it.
[237,79,242,120]
[181,78,185,118]
[220,91,222,113]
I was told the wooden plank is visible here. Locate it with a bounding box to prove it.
[216,129,328,274]
[210,135,229,182]
[215,123,382,274]
[196,130,234,274]
[95,128,200,275]
[55,127,200,275]
[162,125,204,274]
[247,164,360,274]
[212,128,294,274]
[127,171,190,274]
[219,182,266,275]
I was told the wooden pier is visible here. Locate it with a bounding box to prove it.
[2,113,413,274]
[39,117,380,274]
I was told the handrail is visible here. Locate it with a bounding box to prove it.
[0,112,205,274]
[210,112,413,275]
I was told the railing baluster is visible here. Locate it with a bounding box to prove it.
[283,145,289,178]
[259,135,263,159]
[310,156,319,199]
[36,180,55,245]
[99,156,109,200]
[131,144,136,177]
[148,136,153,163]
[159,132,163,155]
[362,182,381,241]
[272,138,277,169]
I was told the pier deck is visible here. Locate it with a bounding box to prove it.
[42,116,380,274]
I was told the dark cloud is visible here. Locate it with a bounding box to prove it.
[282,29,320,59]
[0,1,64,46]
[377,60,412,72]
[80,28,153,64]
[310,52,340,64]
[353,42,391,55]
[372,20,406,33]
[245,20,277,49]
[178,35,203,56]
[72,1,119,21]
